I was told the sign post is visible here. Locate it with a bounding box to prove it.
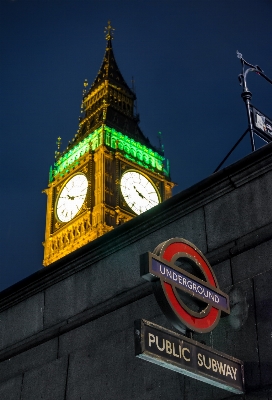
[214,51,272,173]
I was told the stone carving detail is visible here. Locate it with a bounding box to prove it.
[48,214,92,260]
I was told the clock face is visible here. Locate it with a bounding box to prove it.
[120,171,160,215]
[56,174,88,223]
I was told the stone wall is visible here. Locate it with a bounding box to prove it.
[0,143,272,400]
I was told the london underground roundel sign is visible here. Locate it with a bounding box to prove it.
[140,238,230,334]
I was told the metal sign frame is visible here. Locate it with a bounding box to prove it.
[250,105,272,143]
[135,319,245,394]
[140,238,230,334]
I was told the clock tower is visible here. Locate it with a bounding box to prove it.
[43,22,175,266]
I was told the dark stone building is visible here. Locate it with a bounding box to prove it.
[0,142,271,399]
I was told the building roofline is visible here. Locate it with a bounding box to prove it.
[1,142,272,309]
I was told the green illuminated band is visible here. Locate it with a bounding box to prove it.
[50,126,169,182]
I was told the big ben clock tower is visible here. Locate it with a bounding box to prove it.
[43,22,175,266]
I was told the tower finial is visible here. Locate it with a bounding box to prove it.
[104,20,115,41]
[81,79,88,114]
[55,137,62,160]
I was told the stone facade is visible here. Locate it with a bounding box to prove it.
[0,143,272,399]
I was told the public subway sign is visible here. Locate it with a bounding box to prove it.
[134,319,245,394]
[140,238,230,334]
[137,238,244,393]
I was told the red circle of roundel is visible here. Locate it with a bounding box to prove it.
[161,241,220,333]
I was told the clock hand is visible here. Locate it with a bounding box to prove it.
[133,186,146,200]
[133,186,157,207]
[69,194,86,200]
[137,189,154,205]
[148,199,157,206]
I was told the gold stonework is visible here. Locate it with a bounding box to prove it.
[43,24,175,266]
[44,212,95,266]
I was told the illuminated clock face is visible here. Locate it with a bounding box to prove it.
[120,171,160,215]
[56,174,88,223]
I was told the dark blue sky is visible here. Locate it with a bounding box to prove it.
[1,0,272,291]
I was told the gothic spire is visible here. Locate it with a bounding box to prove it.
[89,21,135,97]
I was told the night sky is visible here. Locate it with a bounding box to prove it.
[1,0,271,292]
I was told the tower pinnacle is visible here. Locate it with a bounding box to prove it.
[104,20,115,41]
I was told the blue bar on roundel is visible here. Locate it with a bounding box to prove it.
[151,258,228,312]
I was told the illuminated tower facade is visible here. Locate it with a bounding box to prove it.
[43,22,174,266]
